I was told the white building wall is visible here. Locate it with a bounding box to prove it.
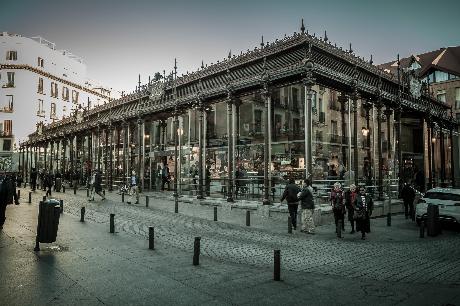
[0,33,112,151]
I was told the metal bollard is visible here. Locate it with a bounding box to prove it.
[149,226,154,250]
[62,185,66,193]
[17,190,20,199]
[28,192,32,203]
[419,220,425,238]
[103,190,105,196]
[174,200,178,213]
[146,196,149,207]
[74,185,77,195]
[337,220,342,238]
[193,237,201,266]
[122,192,124,203]
[110,214,115,233]
[213,206,217,221]
[246,210,251,226]
[59,199,63,214]
[274,250,281,281]
[387,213,391,226]
[288,216,292,234]
[87,188,89,197]
[80,207,85,222]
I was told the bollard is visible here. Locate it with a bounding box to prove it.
[28,192,32,203]
[110,214,115,233]
[274,250,281,281]
[62,185,65,193]
[43,196,46,202]
[387,213,391,226]
[419,220,425,238]
[87,188,89,197]
[103,190,105,196]
[288,216,292,234]
[213,206,217,221]
[193,237,201,266]
[246,210,251,226]
[337,220,342,238]
[146,196,149,207]
[174,199,178,214]
[59,199,63,214]
[74,185,77,195]
[17,190,20,199]
[80,207,85,222]
[149,226,154,250]
[122,192,125,203]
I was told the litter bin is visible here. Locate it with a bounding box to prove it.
[36,199,61,244]
[426,204,440,237]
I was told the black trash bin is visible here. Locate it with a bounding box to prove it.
[36,199,61,243]
[426,204,440,237]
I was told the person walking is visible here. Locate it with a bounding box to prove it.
[280,178,301,230]
[0,174,15,230]
[355,187,373,240]
[128,170,139,204]
[161,163,170,191]
[330,182,345,237]
[401,181,416,220]
[345,184,358,234]
[45,171,53,197]
[298,179,315,234]
[88,170,96,201]
[30,168,38,191]
[90,170,105,201]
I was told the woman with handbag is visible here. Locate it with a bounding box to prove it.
[354,187,373,240]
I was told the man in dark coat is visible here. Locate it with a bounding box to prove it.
[30,168,38,191]
[0,174,15,229]
[401,181,416,220]
[281,178,301,230]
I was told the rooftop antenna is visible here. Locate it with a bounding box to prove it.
[201,60,204,69]
[301,18,305,34]
[324,30,328,42]
[228,50,232,59]
[349,43,353,53]
[260,35,265,48]
[370,54,373,65]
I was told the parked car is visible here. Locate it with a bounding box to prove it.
[415,188,460,227]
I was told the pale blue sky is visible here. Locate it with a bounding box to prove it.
[1,0,459,93]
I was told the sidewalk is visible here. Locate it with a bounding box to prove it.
[1,189,459,305]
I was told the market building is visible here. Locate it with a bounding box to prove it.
[20,22,458,203]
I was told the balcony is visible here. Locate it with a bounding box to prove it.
[0,131,13,138]
[0,106,13,113]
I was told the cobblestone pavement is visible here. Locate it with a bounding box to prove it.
[17,187,460,286]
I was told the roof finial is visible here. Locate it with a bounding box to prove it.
[324,30,328,42]
[138,74,141,91]
[370,54,373,65]
[174,58,177,78]
[228,50,232,59]
[261,35,264,48]
[349,43,353,53]
[301,18,305,34]
[201,60,204,69]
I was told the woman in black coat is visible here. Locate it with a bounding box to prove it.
[355,187,373,240]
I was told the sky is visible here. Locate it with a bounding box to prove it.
[1,0,459,94]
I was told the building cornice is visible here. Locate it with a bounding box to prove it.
[0,63,110,99]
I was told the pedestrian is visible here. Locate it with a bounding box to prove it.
[401,180,416,220]
[128,170,139,204]
[345,184,358,234]
[205,165,211,196]
[280,178,301,230]
[354,187,373,240]
[12,173,20,205]
[90,170,105,201]
[54,171,62,192]
[0,173,15,230]
[298,179,315,234]
[330,182,345,237]
[72,169,79,190]
[161,163,170,191]
[45,171,53,197]
[30,168,38,191]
